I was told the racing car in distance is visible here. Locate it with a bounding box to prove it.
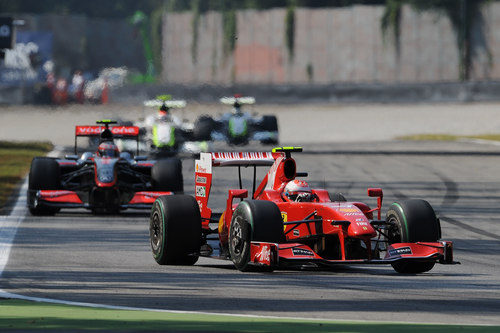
[136,95,208,156]
[193,95,278,146]
[149,147,458,273]
[27,120,183,215]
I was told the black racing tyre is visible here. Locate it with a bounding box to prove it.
[28,157,61,216]
[261,115,278,132]
[386,199,440,274]
[149,195,202,265]
[151,158,183,193]
[330,192,347,202]
[229,200,285,272]
[193,116,215,141]
[259,115,279,144]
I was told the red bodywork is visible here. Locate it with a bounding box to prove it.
[194,150,456,269]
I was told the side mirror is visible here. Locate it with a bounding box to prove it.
[368,188,383,197]
[367,188,383,220]
[64,154,79,160]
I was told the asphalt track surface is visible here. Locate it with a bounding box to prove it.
[1,103,500,326]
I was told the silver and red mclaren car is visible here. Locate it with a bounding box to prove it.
[28,120,183,215]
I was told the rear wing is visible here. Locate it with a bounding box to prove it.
[220,96,255,105]
[74,125,140,154]
[195,148,303,223]
[195,152,279,222]
[143,100,186,108]
[75,125,140,137]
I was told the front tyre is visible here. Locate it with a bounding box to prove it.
[229,200,285,271]
[386,199,440,273]
[149,195,201,265]
[28,157,61,216]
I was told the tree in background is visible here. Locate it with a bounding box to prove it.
[382,0,493,81]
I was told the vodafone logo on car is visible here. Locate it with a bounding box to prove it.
[75,126,102,135]
[111,126,139,135]
[75,126,139,136]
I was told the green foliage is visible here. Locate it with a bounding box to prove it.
[150,6,164,74]
[306,63,314,81]
[381,0,402,56]
[222,9,237,57]
[285,4,296,59]
[381,0,492,81]
[191,0,201,64]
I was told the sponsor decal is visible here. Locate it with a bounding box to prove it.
[356,221,368,226]
[76,126,102,135]
[339,208,359,213]
[195,185,206,198]
[195,175,207,184]
[389,246,413,257]
[41,190,72,198]
[111,126,139,136]
[293,229,300,237]
[281,212,287,222]
[197,200,203,212]
[195,163,209,174]
[292,248,314,257]
[255,245,271,264]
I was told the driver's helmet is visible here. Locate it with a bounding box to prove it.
[284,179,314,202]
[97,142,119,158]
[158,103,169,116]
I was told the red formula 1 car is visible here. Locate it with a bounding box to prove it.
[28,120,183,215]
[149,147,458,273]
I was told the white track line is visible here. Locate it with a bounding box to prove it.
[0,145,62,277]
[0,178,28,278]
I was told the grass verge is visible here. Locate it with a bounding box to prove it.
[0,141,53,212]
[0,299,498,332]
[396,134,500,141]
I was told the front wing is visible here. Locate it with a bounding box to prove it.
[246,241,458,269]
[32,190,173,210]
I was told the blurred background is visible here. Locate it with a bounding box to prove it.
[1,0,499,105]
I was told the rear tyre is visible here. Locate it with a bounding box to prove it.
[151,158,183,193]
[259,115,279,144]
[386,199,440,273]
[229,200,285,272]
[193,116,215,141]
[330,192,347,202]
[28,157,61,216]
[149,195,202,265]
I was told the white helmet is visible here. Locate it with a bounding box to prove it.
[284,180,314,202]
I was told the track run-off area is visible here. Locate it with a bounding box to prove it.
[1,102,500,327]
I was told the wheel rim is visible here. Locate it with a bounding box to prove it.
[231,216,245,256]
[387,215,401,243]
[150,210,163,252]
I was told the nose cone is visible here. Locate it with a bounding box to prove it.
[335,204,377,239]
[347,220,377,239]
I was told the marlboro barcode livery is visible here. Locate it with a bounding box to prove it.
[149,147,458,273]
[27,120,183,215]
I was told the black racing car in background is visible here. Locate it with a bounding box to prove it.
[27,120,183,215]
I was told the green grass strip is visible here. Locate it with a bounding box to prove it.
[0,141,53,212]
[0,299,497,332]
[396,134,500,141]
